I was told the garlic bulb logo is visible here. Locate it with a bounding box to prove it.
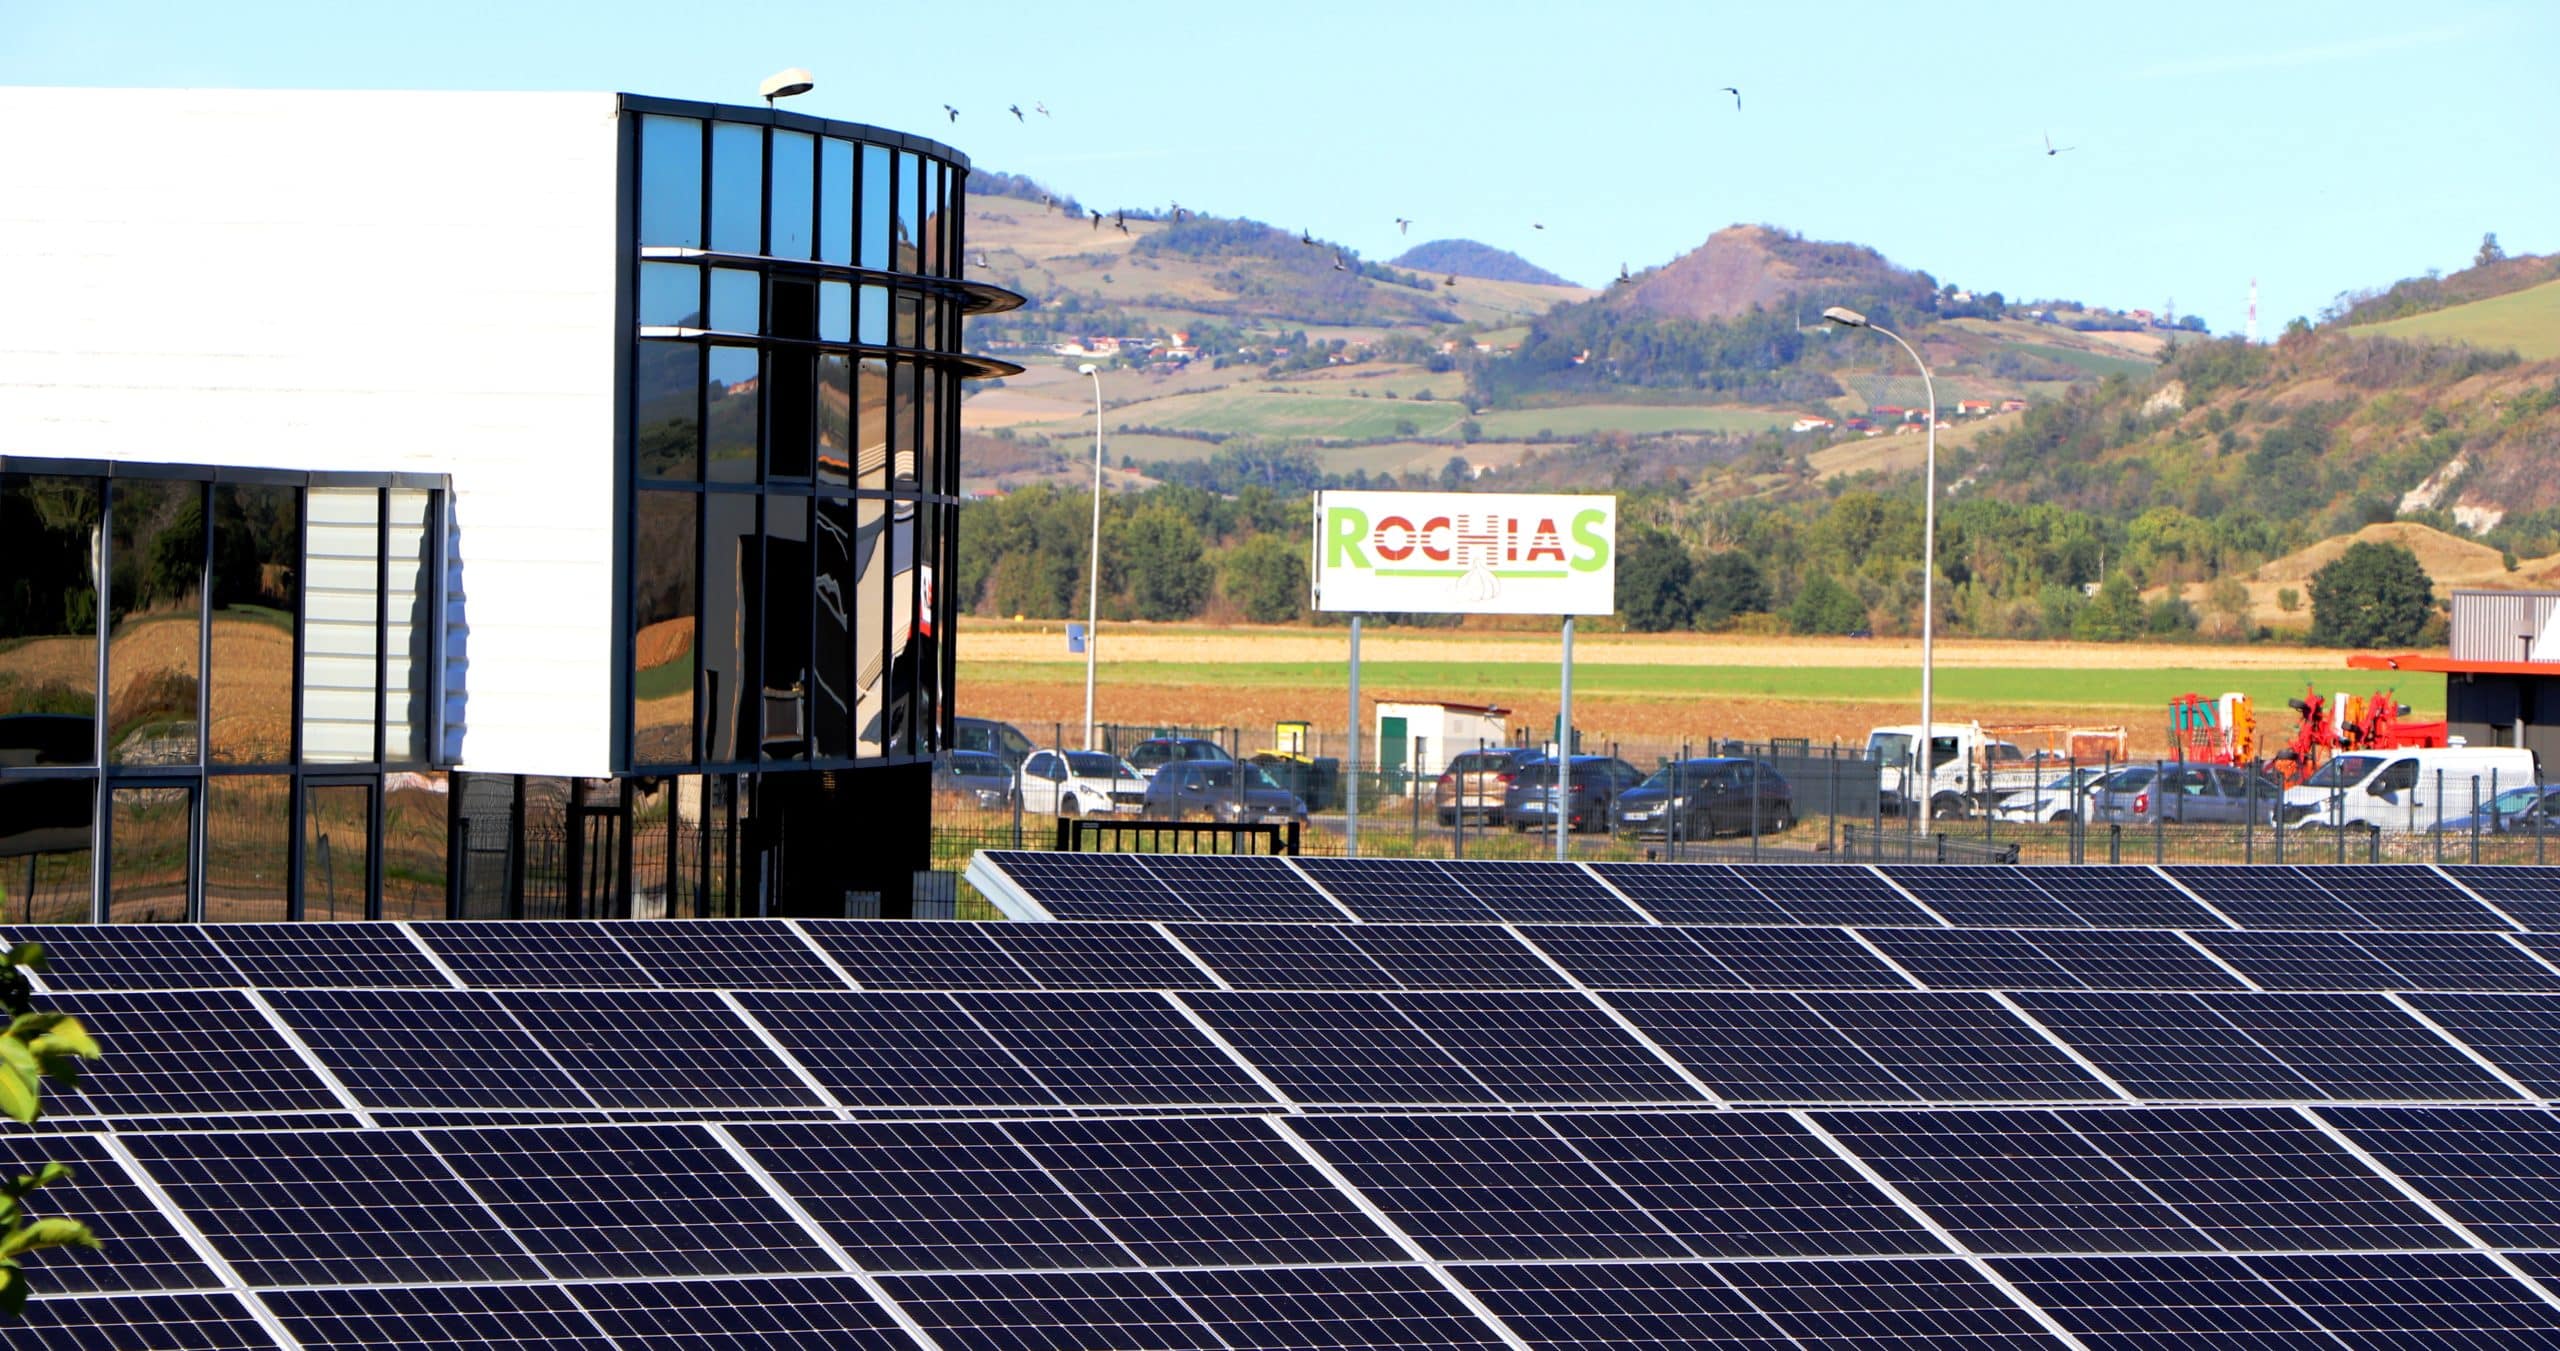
[1454,558,1500,603]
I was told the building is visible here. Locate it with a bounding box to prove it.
[1373,701,1510,783]
[0,88,1020,924]
[2350,589,2560,763]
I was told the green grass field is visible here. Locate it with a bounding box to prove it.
[2350,277,2560,360]
[1473,405,1791,438]
[2013,342,2158,379]
[1039,388,1473,441]
[962,658,2447,714]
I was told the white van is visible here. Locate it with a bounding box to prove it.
[2281,746,2539,831]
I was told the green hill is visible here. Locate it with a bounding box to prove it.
[2349,277,2560,360]
[1389,239,1575,287]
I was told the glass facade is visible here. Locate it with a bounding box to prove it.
[0,467,447,923]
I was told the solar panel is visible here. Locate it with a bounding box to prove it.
[2061,1105,2464,1251]
[1687,926,1910,989]
[734,990,1060,1108]
[2320,1104,2560,1247]
[2298,864,2509,930]
[0,1133,221,1295]
[878,1269,1227,1351]
[1576,862,1781,925]
[951,990,1277,1108]
[266,988,596,1110]
[410,920,655,987]
[1879,866,2073,927]
[423,1122,838,1278]
[3,1292,279,1350]
[728,1118,1137,1271]
[1180,991,1496,1105]
[983,922,1216,989]
[2017,929,2247,992]
[1802,991,2116,1103]
[1712,1256,2057,1347]
[1990,1253,2345,1346]
[2246,1250,2560,1342]
[2197,991,2524,1101]
[1342,923,1568,990]
[1289,1112,1693,1261]
[263,1283,614,1351]
[1136,854,1344,922]
[1,925,244,990]
[1553,1111,1941,1259]
[200,924,447,988]
[1002,1114,1404,1267]
[1166,923,1397,989]
[2014,867,2227,929]
[2162,866,2367,929]
[2443,864,2560,929]
[48,990,345,1119]
[2006,990,2325,1101]
[1293,857,1501,923]
[1438,860,1645,924]
[599,919,849,989]
[122,1128,544,1287]
[982,851,1190,921]
[2401,992,2560,1096]
[496,989,823,1109]
[799,920,1036,989]
[1816,1108,2222,1254]
[1389,990,1707,1105]
[1461,1261,1806,1350]
[1859,930,2086,990]
[1158,1264,1511,1351]
[567,1275,912,1350]
[1729,865,1938,927]
[1604,991,1920,1102]
[1518,924,1741,989]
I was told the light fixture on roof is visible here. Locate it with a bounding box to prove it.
[759,68,815,107]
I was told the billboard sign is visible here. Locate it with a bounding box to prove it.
[1312,490,1617,616]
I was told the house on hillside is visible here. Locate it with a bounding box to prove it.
[1999,398,2029,413]
[1956,400,1992,416]
[1790,415,1836,433]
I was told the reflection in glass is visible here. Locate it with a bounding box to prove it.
[889,362,920,488]
[704,346,761,484]
[766,277,816,481]
[816,355,853,489]
[709,122,763,255]
[921,160,944,275]
[855,359,890,490]
[884,503,919,755]
[857,285,888,346]
[892,151,919,272]
[635,341,701,481]
[769,130,813,260]
[917,367,942,493]
[301,487,381,764]
[301,782,371,921]
[918,503,944,751]
[639,263,701,327]
[638,115,703,248]
[384,490,436,764]
[208,484,298,765]
[894,293,920,349]
[382,771,447,920]
[0,777,92,923]
[204,775,288,922]
[700,494,757,763]
[0,474,103,763]
[852,497,885,757]
[819,280,851,343]
[631,492,698,766]
[108,784,192,923]
[859,145,891,269]
[813,497,855,759]
[709,268,759,333]
[107,479,204,766]
[819,138,853,265]
[762,497,810,763]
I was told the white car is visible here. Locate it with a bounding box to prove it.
[1016,748,1148,817]
[1990,767,2111,823]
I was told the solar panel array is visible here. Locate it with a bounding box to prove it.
[14,856,2560,1347]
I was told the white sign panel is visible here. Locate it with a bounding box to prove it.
[1313,491,1617,616]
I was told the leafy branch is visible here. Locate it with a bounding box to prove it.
[0,943,101,1316]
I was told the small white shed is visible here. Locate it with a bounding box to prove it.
[1375,700,1511,783]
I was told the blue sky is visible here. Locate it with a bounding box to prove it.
[7,0,2552,332]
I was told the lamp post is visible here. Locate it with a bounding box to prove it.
[1823,306,1938,823]
[1078,363,1105,750]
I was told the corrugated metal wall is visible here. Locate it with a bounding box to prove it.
[2451,590,2560,663]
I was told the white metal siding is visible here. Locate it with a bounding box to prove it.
[0,87,625,775]
[301,487,381,762]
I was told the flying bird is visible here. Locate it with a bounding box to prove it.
[1299,227,1316,246]
[943,104,959,122]
[1443,274,1459,288]
[1617,263,1631,283]
[1532,222,1546,230]
[1034,101,1051,117]
[971,251,990,268]
[1008,104,1024,122]
[2043,130,2074,156]
[1395,217,1411,235]
[1113,211,1129,235]
[1172,203,1189,222]
[1721,87,1741,110]
[1089,208,1103,231]
[1333,252,1348,271]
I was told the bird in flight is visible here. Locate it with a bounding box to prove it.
[1443,274,1459,288]
[1034,101,1051,117]
[1532,222,1546,230]
[1721,87,1741,110]
[1300,227,1316,246]
[2043,131,2074,156]
[1008,104,1024,122]
[971,251,990,269]
[1333,252,1349,271]
[1617,263,1631,283]
[1113,211,1129,235]
[1089,208,1103,231]
[1395,217,1412,235]
[1172,202,1188,222]
[943,104,959,122]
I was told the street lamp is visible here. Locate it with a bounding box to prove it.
[1824,305,1939,823]
[1078,363,1105,750]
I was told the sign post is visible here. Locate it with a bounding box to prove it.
[1313,490,1617,861]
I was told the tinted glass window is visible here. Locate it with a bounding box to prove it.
[631,491,697,767]
[637,115,702,248]
[818,138,853,264]
[0,474,103,761]
[708,122,762,254]
[208,483,297,766]
[635,341,701,481]
[768,130,813,260]
[106,478,203,766]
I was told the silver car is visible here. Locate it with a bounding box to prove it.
[2087,764,2281,826]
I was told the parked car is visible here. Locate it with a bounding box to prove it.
[1611,757,1795,839]
[1503,756,1649,833]
[2281,747,2539,831]
[1123,736,1234,781]
[933,750,1017,810]
[953,716,1037,768]
[1990,767,2112,824]
[1143,761,1307,825]
[2434,785,2560,835]
[1434,747,1545,826]
[2087,763,2282,827]
[1016,748,1148,817]
[1247,751,1341,813]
